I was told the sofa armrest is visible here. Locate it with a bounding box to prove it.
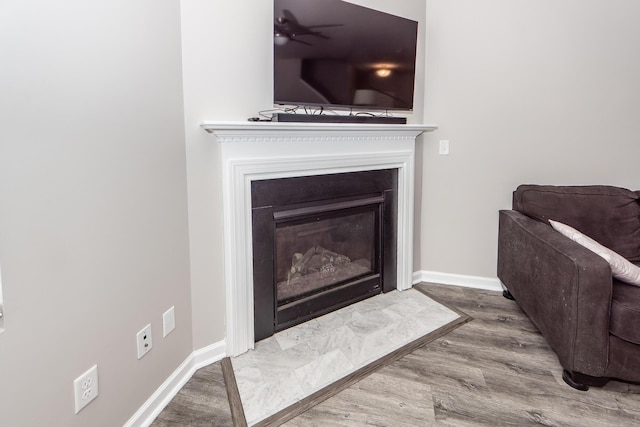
[498,210,612,376]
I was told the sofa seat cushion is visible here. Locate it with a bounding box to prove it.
[611,280,640,345]
[513,185,640,263]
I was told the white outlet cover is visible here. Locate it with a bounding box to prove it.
[136,324,153,359]
[73,364,99,414]
[163,306,175,337]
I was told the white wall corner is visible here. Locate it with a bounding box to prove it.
[124,339,226,427]
[413,270,503,292]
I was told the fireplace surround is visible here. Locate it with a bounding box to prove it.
[202,121,436,356]
[252,169,398,341]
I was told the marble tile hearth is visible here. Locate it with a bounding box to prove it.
[230,288,460,425]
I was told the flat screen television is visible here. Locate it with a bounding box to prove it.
[273,0,418,111]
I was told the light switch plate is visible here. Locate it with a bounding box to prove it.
[439,140,450,155]
[163,306,175,337]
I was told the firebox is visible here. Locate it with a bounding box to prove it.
[251,169,397,342]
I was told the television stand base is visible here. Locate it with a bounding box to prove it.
[271,113,407,125]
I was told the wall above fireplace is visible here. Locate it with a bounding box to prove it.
[201,121,437,356]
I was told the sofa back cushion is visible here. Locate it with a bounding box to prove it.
[514,185,640,263]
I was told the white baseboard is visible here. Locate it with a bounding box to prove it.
[124,339,226,427]
[413,270,503,292]
[193,339,228,370]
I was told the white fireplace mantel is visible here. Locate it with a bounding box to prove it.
[201,121,437,356]
[201,121,437,136]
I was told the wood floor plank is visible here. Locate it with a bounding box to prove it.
[221,357,248,427]
[283,369,436,426]
[152,283,640,426]
[150,361,233,427]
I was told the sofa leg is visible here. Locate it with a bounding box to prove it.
[502,289,515,300]
[562,370,610,391]
[562,370,589,391]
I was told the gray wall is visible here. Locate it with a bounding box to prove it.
[0,1,193,425]
[420,0,640,278]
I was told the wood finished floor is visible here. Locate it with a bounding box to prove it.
[151,283,640,426]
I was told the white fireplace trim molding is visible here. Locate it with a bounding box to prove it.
[202,121,437,356]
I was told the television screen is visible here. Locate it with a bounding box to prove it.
[273,0,418,111]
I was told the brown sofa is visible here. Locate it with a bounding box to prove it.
[498,185,640,390]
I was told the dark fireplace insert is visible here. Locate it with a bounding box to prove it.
[251,169,397,342]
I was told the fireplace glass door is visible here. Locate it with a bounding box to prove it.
[273,197,383,331]
[275,209,378,303]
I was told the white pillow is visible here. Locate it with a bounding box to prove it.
[549,219,640,286]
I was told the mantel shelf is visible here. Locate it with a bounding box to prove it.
[200,121,438,139]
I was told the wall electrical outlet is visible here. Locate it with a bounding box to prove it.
[163,306,175,337]
[73,364,99,414]
[136,324,153,359]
